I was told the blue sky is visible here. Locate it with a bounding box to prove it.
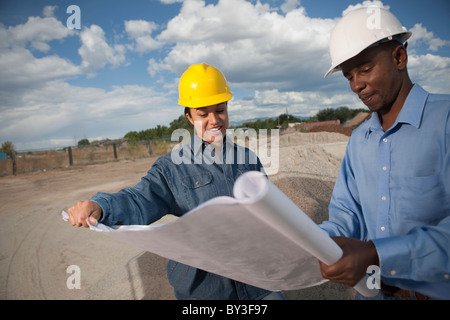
[1,0,449,150]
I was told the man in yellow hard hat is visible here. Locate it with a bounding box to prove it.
[66,63,286,300]
[318,7,450,300]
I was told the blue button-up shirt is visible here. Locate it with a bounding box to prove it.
[320,85,450,299]
[90,134,271,300]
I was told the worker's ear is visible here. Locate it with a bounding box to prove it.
[393,44,408,71]
[186,112,194,125]
[185,107,194,125]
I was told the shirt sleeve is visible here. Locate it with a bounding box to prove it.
[372,217,450,283]
[89,158,180,226]
[319,140,367,240]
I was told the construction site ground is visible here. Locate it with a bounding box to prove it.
[0,131,355,300]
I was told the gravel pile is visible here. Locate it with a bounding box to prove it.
[269,131,356,299]
[274,131,349,182]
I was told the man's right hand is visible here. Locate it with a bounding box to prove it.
[67,200,103,228]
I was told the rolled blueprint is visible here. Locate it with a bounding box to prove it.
[233,171,377,297]
[62,171,376,295]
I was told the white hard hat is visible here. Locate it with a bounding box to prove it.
[324,7,411,78]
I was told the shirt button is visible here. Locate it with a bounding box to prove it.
[383,138,388,143]
[390,270,397,276]
[382,166,387,171]
[381,196,386,201]
[381,226,386,231]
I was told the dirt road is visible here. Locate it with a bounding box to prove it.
[0,133,354,300]
[0,158,177,299]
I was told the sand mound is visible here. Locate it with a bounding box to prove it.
[273,132,349,182]
[269,131,354,299]
[279,131,349,147]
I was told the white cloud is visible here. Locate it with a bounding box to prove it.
[154,0,334,91]
[0,13,170,150]
[408,53,450,93]
[42,5,58,18]
[281,0,300,14]
[229,88,361,123]
[0,13,81,115]
[143,0,450,125]
[158,0,269,44]
[125,20,161,53]
[409,23,450,52]
[1,15,73,52]
[78,25,126,74]
[0,47,80,114]
[0,80,178,150]
[1,0,449,151]
[342,0,389,16]
[0,47,80,98]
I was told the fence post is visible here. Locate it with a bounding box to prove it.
[11,150,17,176]
[113,143,117,159]
[68,146,73,166]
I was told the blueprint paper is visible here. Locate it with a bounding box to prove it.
[62,171,375,295]
[232,172,375,296]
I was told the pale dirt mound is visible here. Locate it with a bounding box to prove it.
[279,131,349,146]
[270,131,354,299]
[274,131,349,182]
[272,176,354,299]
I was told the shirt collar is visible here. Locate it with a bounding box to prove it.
[396,84,428,129]
[364,84,428,139]
[191,132,235,157]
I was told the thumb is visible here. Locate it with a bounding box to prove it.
[87,205,102,226]
[88,215,98,225]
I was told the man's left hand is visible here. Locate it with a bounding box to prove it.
[319,236,379,287]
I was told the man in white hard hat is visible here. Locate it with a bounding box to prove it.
[319,7,450,299]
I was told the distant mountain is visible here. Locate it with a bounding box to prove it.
[230,115,309,127]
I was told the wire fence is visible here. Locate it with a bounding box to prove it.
[0,139,177,177]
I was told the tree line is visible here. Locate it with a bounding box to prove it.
[0,106,367,152]
[120,106,366,143]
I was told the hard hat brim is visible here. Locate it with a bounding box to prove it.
[178,92,233,108]
[323,31,412,79]
[324,65,340,79]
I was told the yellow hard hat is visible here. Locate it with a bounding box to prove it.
[178,63,233,108]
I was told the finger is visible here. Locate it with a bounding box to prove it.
[319,259,352,284]
[88,216,98,226]
[74,211,87,227]
[68,211,75,226]
[320,260,344,278]
[319,260,338,280]
[68,208,81,227]
[75,215,82,227]
[67,205,82,227]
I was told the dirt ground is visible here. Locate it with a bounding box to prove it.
[0,132,354,300]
